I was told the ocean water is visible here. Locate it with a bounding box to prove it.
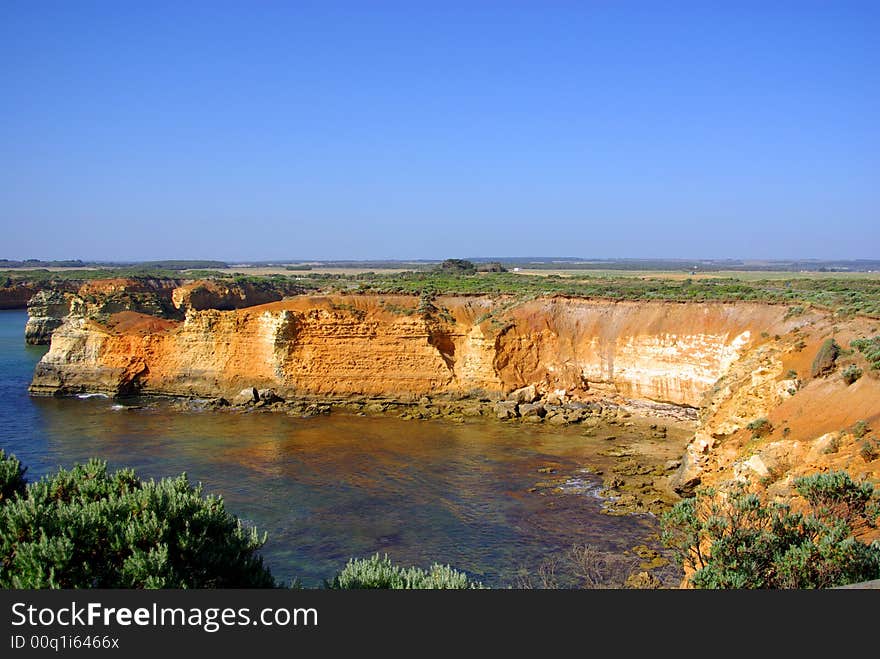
[0,310,662,587]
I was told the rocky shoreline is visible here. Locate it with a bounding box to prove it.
[160,382,696,428]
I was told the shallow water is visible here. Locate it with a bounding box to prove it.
[0,310,662,587]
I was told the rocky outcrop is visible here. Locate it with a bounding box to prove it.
[22,276,308,345]
[71,277,182,320]
[1,278,81,310]
[670,313,880,534]
[171,279,304,312]
[23,278,183,345]
[25,290,74,344]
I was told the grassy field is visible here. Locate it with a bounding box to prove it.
[4,266,879,318]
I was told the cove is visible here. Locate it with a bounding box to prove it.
[1,310,678,587]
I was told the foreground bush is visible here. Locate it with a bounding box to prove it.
[326,553,486,589]
[0,449,26,503]
[661,471,880,588]
[0,455,275,588]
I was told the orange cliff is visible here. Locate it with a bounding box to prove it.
[28,294,880,508]
[31,294,797,405]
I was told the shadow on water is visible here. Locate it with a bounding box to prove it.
[1,311,664,587]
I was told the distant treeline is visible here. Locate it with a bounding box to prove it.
[0,259,228,271]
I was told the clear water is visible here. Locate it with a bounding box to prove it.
[0,310,661,587]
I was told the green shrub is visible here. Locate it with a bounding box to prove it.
[811,338,841,378]
[851,420,871,439]
[861,440,878,463]
[661,472,880,588]
[0,450,27,504]
[0,459,275,588]
[326,554,485,589]
[746,417,773,438]
[842,364,863,385]
[851,336,880,370]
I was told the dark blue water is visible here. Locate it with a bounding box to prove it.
[0,309,662,587]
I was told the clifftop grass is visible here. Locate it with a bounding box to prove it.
[4,267,880,317]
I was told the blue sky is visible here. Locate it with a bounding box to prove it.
[1,1,877,261]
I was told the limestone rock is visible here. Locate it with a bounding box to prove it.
[494,401,519,419]
[507,385,538,404]
[519,402,545,419]
[807,432,840,461]
[257,388,283,403]
[25,290,73,345]
[232,387,259,405]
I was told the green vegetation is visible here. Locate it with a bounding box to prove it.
[746,417,773,439]
[661,472,880,588]
[0,449,26,503]
[842,364,863,385]
[861,440,878,463]
[326,554,485,589]
[851,336,880,370]
[436,259,477,274]
[811,338,841,377]
[0,455,274,588]
[851,420,871,439]
[4,266,880,317]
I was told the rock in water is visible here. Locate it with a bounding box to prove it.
[232,387,259,405]
[494,401,519,419]
[507,384,538,404]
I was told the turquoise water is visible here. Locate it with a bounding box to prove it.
[0,310,662,587]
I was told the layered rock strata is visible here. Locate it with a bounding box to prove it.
[29,292,880,525]
[30,295,793,405]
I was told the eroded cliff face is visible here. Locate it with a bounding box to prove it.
[673,311,880,517]
[24,277,311,345]
[29,293,880,517]
[31,294,795,404]
[25,290,74,344]
[23,278,182,345]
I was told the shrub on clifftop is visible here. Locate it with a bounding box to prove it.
[0,455,275,588]
[660,471,880,588]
